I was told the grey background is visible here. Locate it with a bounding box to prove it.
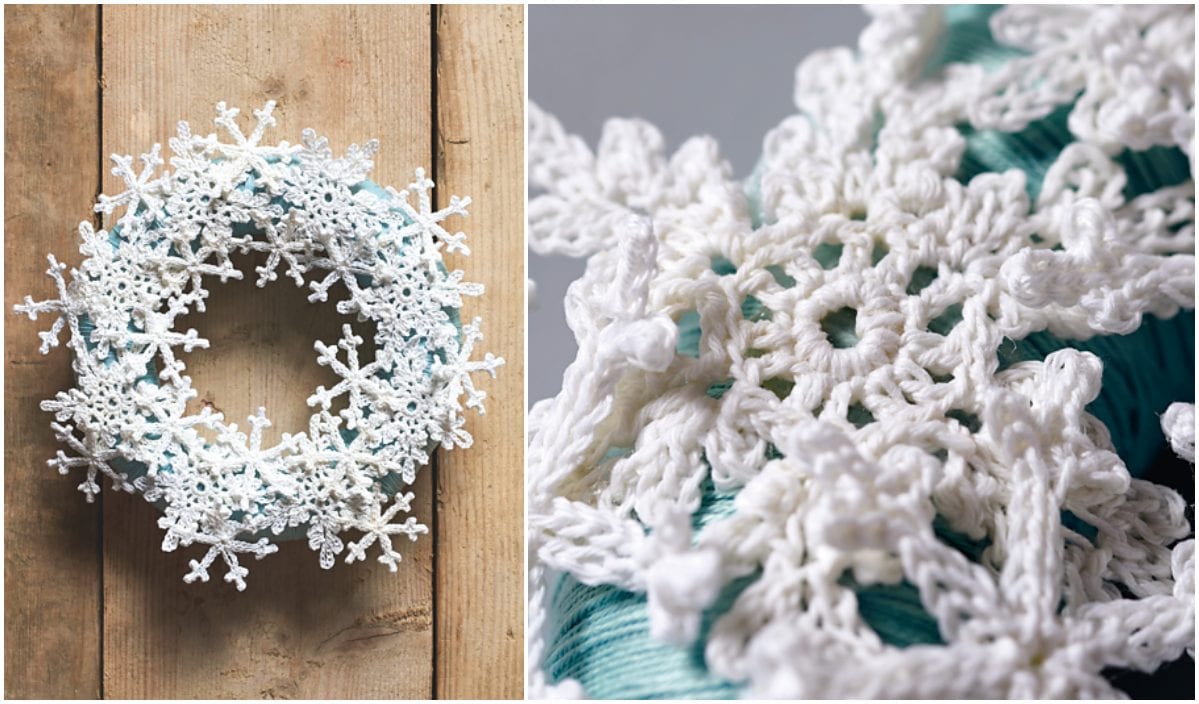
[528,5,869,404]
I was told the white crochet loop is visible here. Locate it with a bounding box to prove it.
[16,102,503,590]
[527,5,1193,698]
[1161,402,1195,464]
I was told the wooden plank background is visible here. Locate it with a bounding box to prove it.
[4,5,523,699]
[434,6,524,699]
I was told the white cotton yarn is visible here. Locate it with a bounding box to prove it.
[17,102,502,590]
[1163,403,1196,464]
[527,5,1195,698]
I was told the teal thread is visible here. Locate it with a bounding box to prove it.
[761,377,794,401]
[921,4,1028,78]
[547,479,745,699]
[813,241,844,269]
[740,295,769,322]
[765,264,796,288]
[691,475,741,532]
[847,402,876,428]
[546,572,750,700]
[704,378,734,400]
[709,255,737,276]
[931,513,991,562]
[1061,509,1100,545]
[1116,145,1192,201]
[820,306,860,348]
[956,102,1075,203]
[1005,311,1195,478]
[927,302,964,336]
[841,576,945,647]
[907,266,939,295]
[675,310,701,358]
[945,408,982,434]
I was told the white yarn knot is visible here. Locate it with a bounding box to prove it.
[1172,539,1195,600]
[593,215,679,372]
[1161,402,1195,463]
[646,548,723,644]
[1000,199,1117,308]
[636,506,724,644]
[598,315,678,373]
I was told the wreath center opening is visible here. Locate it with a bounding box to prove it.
[173,249,380,448]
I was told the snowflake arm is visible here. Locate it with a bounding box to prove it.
[382,169,473,258]
[434,317,505,415]
[308,324,396,433]
[344,492,429,571]
[206,101,296,193]
[14,254,82,354]
[94,144,168,228]
[47,422,133,501]
[181,534,279,591]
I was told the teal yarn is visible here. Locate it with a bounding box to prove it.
[546,574,751,700]
[926,0,1194,479]
[1005,311,1196,477]
[930,4,1191,204]
[920,4,1028,78]
[956,104,1191,205]
[842,579,944,647]
[674,310,702,358]
[545,5,1194,698]
[547,480,744,698]
[957,102,1073,203]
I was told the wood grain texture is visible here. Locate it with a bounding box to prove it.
[3,5,103,698]
[434,5,525,699]
[98,5,434,698]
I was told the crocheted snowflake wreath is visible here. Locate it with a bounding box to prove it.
[528,5,1194,699]
[16,102,502,590]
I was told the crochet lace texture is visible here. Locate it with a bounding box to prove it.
[527,5,1194,698]
[17,102,502,590]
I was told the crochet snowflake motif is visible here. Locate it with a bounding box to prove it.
[527,5,1194,699]
[17,102,502,590]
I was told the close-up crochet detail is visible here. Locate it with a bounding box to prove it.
[527,5,1194,698]
[16,102,503,590]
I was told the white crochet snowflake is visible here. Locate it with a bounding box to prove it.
[17,101,503,590]
[527,5,1194,698]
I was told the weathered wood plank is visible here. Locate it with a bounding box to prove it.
[99,5,434,697]
[3,5,103,698]
[434,5,525,698]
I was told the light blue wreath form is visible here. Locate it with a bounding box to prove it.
[84,163,460,543]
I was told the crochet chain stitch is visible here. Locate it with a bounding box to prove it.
[527,4,1195,699]
[16,102,503,590]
